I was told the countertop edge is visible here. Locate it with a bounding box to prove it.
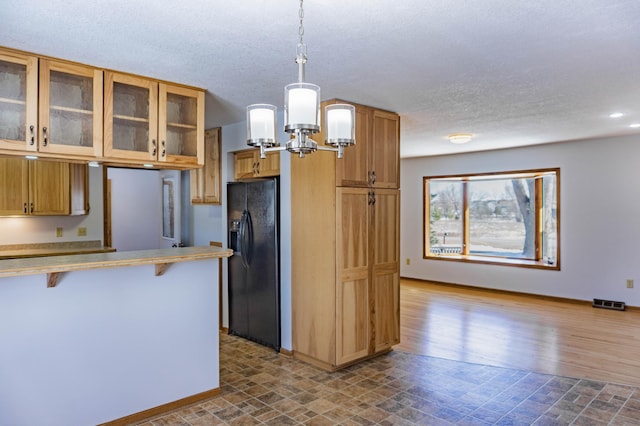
[0,246,232,278]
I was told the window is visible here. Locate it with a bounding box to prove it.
[424,168,559,269]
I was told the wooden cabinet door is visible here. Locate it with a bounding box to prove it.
[0,49,38,153]
[29,161,70,215]
[371,110,400,189]
[191,127,221,204]
[256,151,280,177]
[38,59,103,157]
[69,163,89,215]
[158,83,204,166]
[336,106,371,187]
[371,189,400,351]
[234,150,257,180]
[336,187,371,365]
[0,158,29,215]
[104,71,158,162]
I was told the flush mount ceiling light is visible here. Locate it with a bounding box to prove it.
[246,0,355,159]
[630,123,640,128]
[609,112,624,118]
[447,133,473,144]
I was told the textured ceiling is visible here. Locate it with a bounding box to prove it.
[2,0,640,158]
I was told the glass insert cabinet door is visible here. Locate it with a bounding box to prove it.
[104,71,159,161]
[158,83,204,165]
[38,59,103,156]
[0,50,38,152]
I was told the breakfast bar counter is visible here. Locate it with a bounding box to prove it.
[0,246,232,425]
[0,245,232,283]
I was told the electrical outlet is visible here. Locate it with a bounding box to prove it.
[56,227,63,237]
[406,258,411,265]
[627,279,634,289]
[77,227,87,236]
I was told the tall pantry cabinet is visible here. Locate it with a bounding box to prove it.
[291,100,400,370]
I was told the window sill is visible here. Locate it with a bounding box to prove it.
[425,254,560,270]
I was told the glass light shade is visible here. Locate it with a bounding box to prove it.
[247,104,277,146]
[284,83,320,133]
[325,104,355,146]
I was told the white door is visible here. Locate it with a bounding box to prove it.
[108,167,162,251]
[159,169,181,248]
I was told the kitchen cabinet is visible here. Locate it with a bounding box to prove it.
[1,47,204,168]
[233,149,280,180]
[335,187,400,365]
[190,127,221,204]
[104,72,158,162]
[38,59,103,157]
[291,102,400,370]
[0,48,102,158]
[0,49,38,153]
[0,158,88,216]
[104,71,205,167]
[330,100,400,189]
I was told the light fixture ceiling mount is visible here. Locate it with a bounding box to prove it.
[246,0,355,159]
[447,133,473,144]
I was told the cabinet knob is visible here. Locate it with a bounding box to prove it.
[161,140,166,157]
[42,127,48,146]
[151,139,157,156]
[23,203,27,214]
[30,202,34,213]
[29,125,35,145]
[371,171,377,185]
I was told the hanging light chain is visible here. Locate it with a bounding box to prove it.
[296,0,307,66]
[298,0,305,46]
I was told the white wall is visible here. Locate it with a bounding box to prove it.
[189,118,293,351]
[108,168,162,251]
[0,165,104,245]
[401,134,640,307]
[0,259,220,425]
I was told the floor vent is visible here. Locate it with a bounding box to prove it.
[592,299,626,311]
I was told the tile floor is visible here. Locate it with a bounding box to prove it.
[138,334,640,425]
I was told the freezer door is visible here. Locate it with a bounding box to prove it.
[246,179,280,351]
[227,182,249,338]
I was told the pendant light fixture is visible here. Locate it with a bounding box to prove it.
[246,0,355,159]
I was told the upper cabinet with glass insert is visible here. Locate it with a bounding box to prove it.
[158,84,204,166]
[38,59,103,157]
[104,72,159,162]
[1,47,204,168]
[105,72,204,166]
[0,50,38,152]
[0,48,103,157]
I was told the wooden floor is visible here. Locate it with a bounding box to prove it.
[396,278,640,387]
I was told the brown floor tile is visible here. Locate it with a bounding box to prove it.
[133,333,640,426]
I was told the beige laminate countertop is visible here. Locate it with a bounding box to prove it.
[0,246,232,279]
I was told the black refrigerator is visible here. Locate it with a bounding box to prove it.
[227,178,280,351]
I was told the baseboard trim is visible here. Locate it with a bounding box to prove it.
[99,387,221,426]
[279,347,294,357]
[294,348,393,372]
[400,277,640,311]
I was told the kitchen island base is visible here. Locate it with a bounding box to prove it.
[0,247,230,425]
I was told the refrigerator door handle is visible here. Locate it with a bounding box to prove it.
[238,210,253,269]
[244,210,254,266]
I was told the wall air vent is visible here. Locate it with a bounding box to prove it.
[592,299,626,311]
